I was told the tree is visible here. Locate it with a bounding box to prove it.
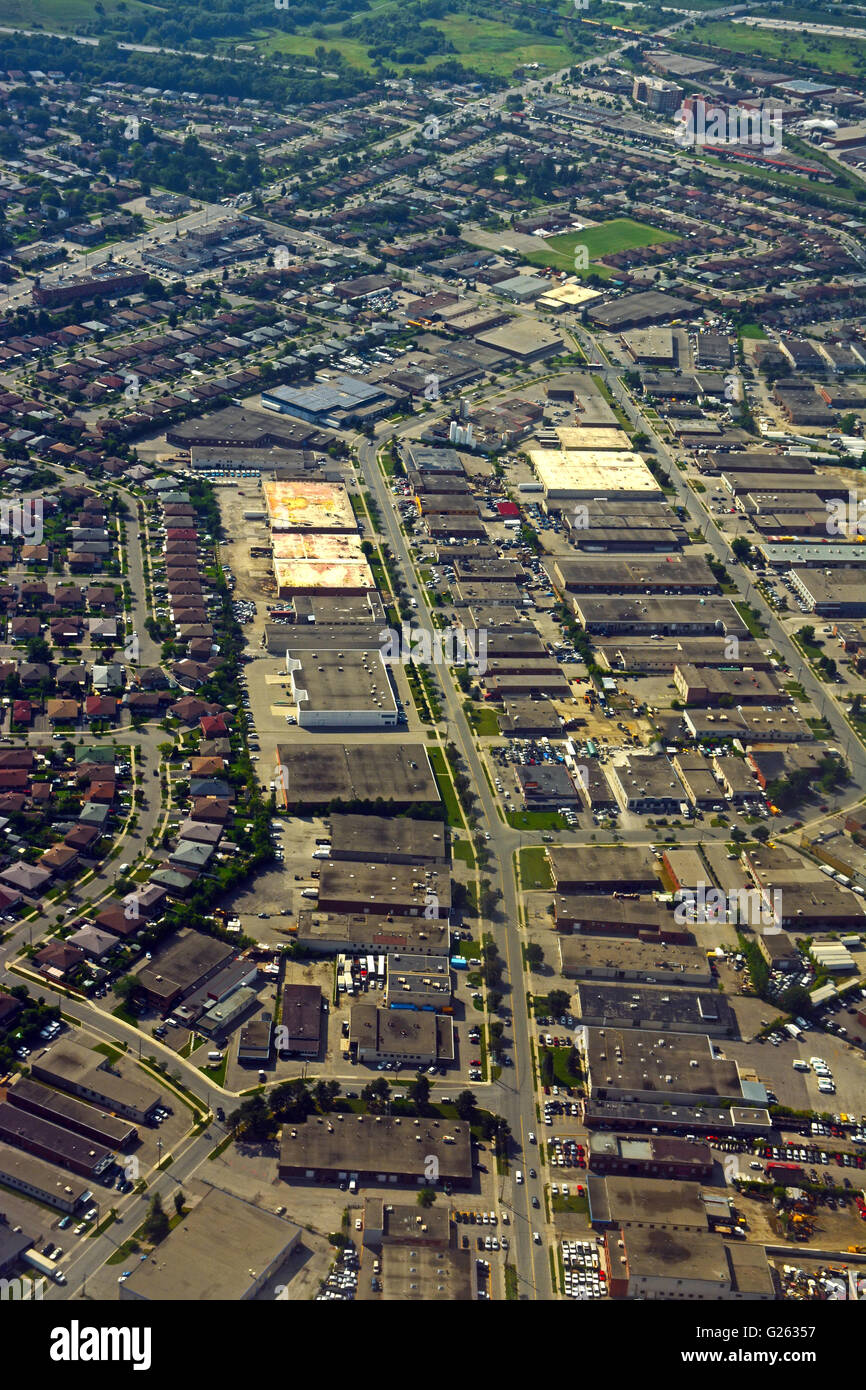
[173,1191,185,1217]
[362,1077,391,1111]
[417,1187,436,1208]
[455,1089,477,1120]
[143,1192,169,1244]
[313,1079,340,1112]
[230,1093,271,1141]
[547,989,569,1018]
[525,942,544,971]
[408,1072,431,1107]
[113,975,140,1003]
[731,537,752,562]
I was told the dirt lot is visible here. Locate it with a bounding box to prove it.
[736,1186,866,1252]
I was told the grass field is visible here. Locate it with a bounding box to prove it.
[518,846,554,890]
[0,0,159,28]
[429,745,466,828]
[521,218,680,275]
[258,9,576,76]
[506,809,568,831]
[691,18,866,79]
[739,323,768,340]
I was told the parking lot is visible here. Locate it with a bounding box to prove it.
[721,1029,866,1115]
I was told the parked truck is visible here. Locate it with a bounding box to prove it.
[23,1249,65,1284]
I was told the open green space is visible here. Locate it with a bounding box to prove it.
[256,8,580,78]
[521,219,680,276]
[688,18,866,80]
[453,838,476,868]
[465,705,501,737]
[518,846,554,890]
[429,745,466,828]
[506,809,568,831]
[0,0,157,28]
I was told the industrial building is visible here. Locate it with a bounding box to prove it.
[294,909,448,957]
[272,533,374,598]
[609,754,687,814]
[548,846,659,894]
[261,375,396,427]
[385,953,451,1010]
[315,861,451,917]
[588,1132,714,1181]
[558,936,712,987]
[285,649,398,730]
[31,1040,163,1123]
[528,449,661,502]
[262,479,356,534]
[0,1102,115,1179]
[278,1114,472,1186]
[273,743,440,810]
[605,1227,774,1300]
[0,1142,91,1212]
[5,1077,137,1150]
[573,984,735,1035]
[582,1028,750,1105]
[349,1004,454,1065]
[119,1188,301,1301]
[328,813,447,865]
[279,984,323,1057]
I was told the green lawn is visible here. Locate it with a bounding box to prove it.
[428,746,466,828]
[692,18,866,80]
[739,323,768,340]
[518,846,554,890]
[466,705,501,737]
[521,219,680,276]
[453,839,476,868]
[431,14,573,78]
[199,1055,228,1087]
[257,9,580,78]
[552,1192,588,1214]
[506,809,568,831]
[0,0,156,29]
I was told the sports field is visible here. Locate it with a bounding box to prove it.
[521,218,680,274]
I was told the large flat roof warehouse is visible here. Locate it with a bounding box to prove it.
[548,845,659,892]
[317,861,451,915]
[285,649,398,727]
[262,480,356,533]
[588,1176,712,1230]
[559,936,712,985]
[552,427,633,451]
[119,1188,300,1301]
[527,449,662,501]
[271,532,368,563]
[574,984,735,1034]
[295,909,449,956]
[583,1027,744,1101]
[275,743,440,807]
[273,559,375,595]
[261,375,388,423]
[329,812,447,864]
[474,320,565,361]
[587,290,693,329]
[279,1114,472,1184]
